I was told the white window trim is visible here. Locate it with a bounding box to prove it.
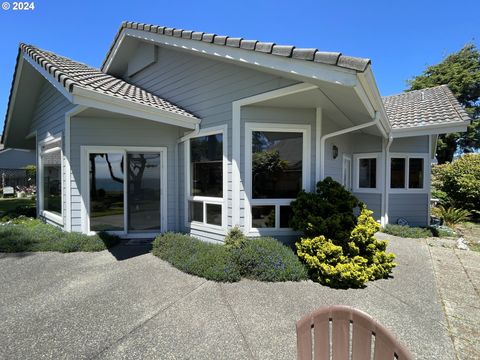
[38,133,64,225]
[80,145,168,236]
[353,152,382,194]
[244,122,311,235]
[387,153,429,194]
[185,125,228,233]
[342,154,352,191]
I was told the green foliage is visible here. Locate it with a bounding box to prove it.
[432,154,480,211]
[23,165,37,180]
[152,233,241,282]
[432,206,470,227]
[0,198,36,214]
[382,224,434,238]
[224,226,247,249]
[0,217,120,252]
[230,237,307,282]
[296,207,396,288]
[152,233,307,282]
[290,177,360,247]
[407,44,480,163]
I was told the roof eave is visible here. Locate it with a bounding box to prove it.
[391,121,470,138]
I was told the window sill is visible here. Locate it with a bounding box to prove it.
[388,189,428,194]
[247,228,301,237]
[352,188,382,194]
[41,210,63,226]
[187,222,226,234]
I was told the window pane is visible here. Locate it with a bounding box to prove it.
[191,134,223,197]
[280,206,294,228]
[359,158,376,188]
[89,153,124,231]
[206,203,222,226]
[43,150,62,215]
[252,131,302,199]
[252,206,275,228]
[189,201,203,222]
[409,158,424,188]
[390,158,405,188]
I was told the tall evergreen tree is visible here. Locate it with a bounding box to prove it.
[407,44,480,163]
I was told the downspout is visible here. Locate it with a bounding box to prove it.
[382,135,393,227]
[177,123,200,144]
[320,112,380,180]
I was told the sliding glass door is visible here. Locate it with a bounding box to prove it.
[88,149,164,234]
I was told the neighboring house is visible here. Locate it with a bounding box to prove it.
[0,147,36,169]
[1,22,470,242]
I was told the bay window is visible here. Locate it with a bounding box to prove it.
[188,131,225,228]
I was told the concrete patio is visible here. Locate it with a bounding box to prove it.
[0,235,457,359]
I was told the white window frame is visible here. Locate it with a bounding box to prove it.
[342,154,352,191]
[388,153,429,193]
[80,145,168,236]
[185,125,228,232]
[245,122,311,235]
[353,153,382,193]
[38,133,63,225]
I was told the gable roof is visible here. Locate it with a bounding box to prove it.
[19,44,198,120]
[382,85,471,130]
[102,21,372,73]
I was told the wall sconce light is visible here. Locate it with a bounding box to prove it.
[332,145,339,159]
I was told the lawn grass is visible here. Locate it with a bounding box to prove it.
[0,217,120,253]
[0,197,35,213]
[382,224,434,238]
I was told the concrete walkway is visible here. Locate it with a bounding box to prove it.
[427,239,480,360]
[0,235,454,359]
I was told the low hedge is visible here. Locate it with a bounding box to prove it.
[152,233,307,283]
[0,217,120,252]
[382,224,433,238]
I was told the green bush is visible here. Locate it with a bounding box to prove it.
[290,177,360,247]
[432,154,480,211]
[0,217,120,252]
[152,233,241,282]
[1,204,36,220]
[297,207,396,288]
[231,237,307,282]
[224,226,247,249]
[382,224,433,238]
[432,206,470,227]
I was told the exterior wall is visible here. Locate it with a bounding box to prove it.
[128,46,296,242]
[29,81,75,227]
[0,149,35,169]
[69,116,183,233]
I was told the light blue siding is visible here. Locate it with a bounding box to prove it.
[391,136,429,153]
[354,193,382,220]
[389,193,429,226]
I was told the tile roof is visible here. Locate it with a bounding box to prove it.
[102,21,371,72]
[20,44,198,120]
[382,85,471,129]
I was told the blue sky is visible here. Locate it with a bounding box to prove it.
[0,0,478,132]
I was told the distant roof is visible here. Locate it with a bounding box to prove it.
[382,85,471,129]
[20,44,198,119]
[102,21,371,72]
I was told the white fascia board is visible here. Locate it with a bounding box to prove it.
[113,29,359,87]
[391,122,469,138]
[3,56,25,146]
[71,87,199,130]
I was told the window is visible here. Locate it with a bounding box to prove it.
[389,155,425,190]
[359,158,377,188]
[40,138,62,222]
[188,132,224,227]
[246,124,310,231]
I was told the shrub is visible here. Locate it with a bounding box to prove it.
[432,154,480,211]
[296,207,396,288]
[224,226,246,249]
[1,204,36,221]
[432,206,470,227]
[231,237,307,282]
[0,217,119,252]
[290,177,360,247]
[152,233,241,282]
[382,224,434,238]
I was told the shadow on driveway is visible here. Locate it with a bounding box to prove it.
[107,239,153,261]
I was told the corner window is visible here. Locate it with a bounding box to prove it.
[389,155,425,190]
[40,138,62,222]
[358,158,377,189]
[246,124,310,231]
[188,132,224,227]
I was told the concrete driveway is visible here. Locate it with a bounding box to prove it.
[0,235,454,360]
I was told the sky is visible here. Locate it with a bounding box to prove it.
[0,0,478,132]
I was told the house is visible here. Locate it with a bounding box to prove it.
[1,22,470,242]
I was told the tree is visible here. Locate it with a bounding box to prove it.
[407,44,480,163]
